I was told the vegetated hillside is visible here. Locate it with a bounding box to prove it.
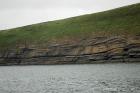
[0,3,140,48]
[0,3,140,65]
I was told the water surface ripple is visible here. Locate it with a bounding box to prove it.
[0,63,140,93]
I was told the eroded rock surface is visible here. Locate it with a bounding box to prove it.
[0,35,140,65]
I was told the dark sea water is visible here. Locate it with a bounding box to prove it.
[0,63,140,93]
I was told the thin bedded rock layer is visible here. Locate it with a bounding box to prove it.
[0,35,140,65]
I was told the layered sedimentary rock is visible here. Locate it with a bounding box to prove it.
[0,35,140,65]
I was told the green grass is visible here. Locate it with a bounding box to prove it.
[0,3,140,49]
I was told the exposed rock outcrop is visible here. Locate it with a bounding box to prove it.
[0,35,140,65]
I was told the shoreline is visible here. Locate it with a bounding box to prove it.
[0,58,139,66]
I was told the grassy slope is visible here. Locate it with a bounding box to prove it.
[0,3,140,49]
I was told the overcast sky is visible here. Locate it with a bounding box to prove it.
[0,0,140,30]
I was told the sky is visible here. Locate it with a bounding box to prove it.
[0,0,140,30]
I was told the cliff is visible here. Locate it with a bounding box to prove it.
[0,35,140,65]
[0,3,140,65]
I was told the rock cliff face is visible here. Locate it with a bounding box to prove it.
[0,3,140,65]
[0,35,140,65]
